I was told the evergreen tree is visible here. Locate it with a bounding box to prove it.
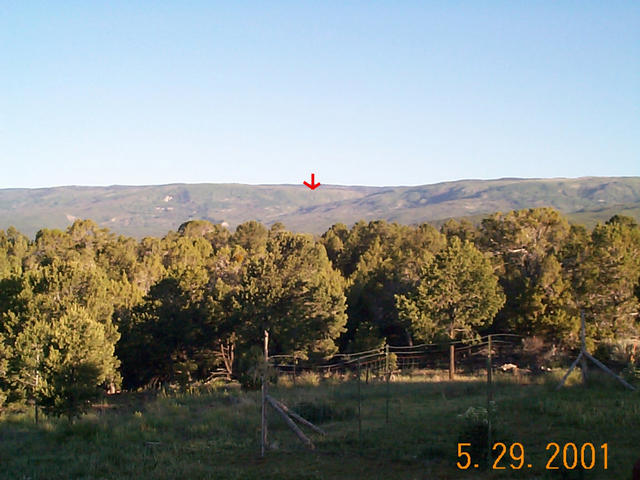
[116,245,244,388]
[396,237,504,343]
[576,216,640,340]
[13,307,118,420]
[178,220,231,251]
[0,227,30,277]
[322,220,444,348]
[440,218,478,243]
[231,221,268,254]
[1,258,121,412]
[117,277,204,388]
[134,236,167,292]
[479,208,577,340]
[234,231,347,367]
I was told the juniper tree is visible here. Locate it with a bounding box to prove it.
[1,258,121,417]
[478,208,578,341]
[12,308,119,421]
[233,231,347,385]
[576,215,640,340]
[396,236,504,344]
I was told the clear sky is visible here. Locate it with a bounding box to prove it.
[1,1,638,188]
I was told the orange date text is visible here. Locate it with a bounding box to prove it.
[456,442,608,470]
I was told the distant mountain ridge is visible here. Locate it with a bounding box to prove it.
[1,177,639,238]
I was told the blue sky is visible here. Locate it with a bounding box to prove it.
[1,1,638,188]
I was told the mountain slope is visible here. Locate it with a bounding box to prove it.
[1,177,639,238]
[276,177,640,231]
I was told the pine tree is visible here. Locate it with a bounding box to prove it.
[234,232,347,370]
[576,216,640,340]
[1,258,121,417]
[479,208,577,340]
[396,237,504,343]
[14,307,119,420]
[322,220,444,349]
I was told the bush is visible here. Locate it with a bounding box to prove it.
[596,339,639,368]
[388,352,398,372]
[292,400,355,424]
[296,371,320,387]
[622,362,640,383]
[519,336,564,370]
[456,403,498,469]
[234,346,272,390]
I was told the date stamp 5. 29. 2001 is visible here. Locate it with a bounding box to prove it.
[456,442,608,471]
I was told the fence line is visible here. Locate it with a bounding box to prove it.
[270,334,523,379]
[261,334,526,456]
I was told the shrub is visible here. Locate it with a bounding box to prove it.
[234,346,269,390]
[292,400,355,424]
[596,339,639,368]
[519,336,565,370]
[456,403,498,469]
[296,371,320,387]
[622,363,640,383]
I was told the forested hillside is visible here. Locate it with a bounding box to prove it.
[1,208,639,418]
[1,177,639,238]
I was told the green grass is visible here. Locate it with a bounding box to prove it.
[0,371,638,479]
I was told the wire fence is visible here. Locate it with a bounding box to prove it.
[260,334,529,456]
[259,326,639,464]
[270,334,525,381]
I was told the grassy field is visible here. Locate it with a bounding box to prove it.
[0,370,638,480]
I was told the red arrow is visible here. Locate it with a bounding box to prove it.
[303,173,321,190]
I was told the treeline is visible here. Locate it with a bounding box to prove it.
[0,208,639,418]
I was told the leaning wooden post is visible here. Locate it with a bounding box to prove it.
[261,329,269,457]
[266,396,315,449]
[579,311,588,385]
[269,396,327,436]
[582,351,636,390]
[556,352,584,390]
[558,310,635,391]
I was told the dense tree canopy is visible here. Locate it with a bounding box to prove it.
[0,210,639,416]
[322,221,445,349]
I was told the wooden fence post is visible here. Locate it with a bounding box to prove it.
[579,311,588,385]
[357,358,362,445]
[449,343,455,380]
[261,330,269,457]
[487,335,493,464]
[487,335,493,402]
[293,355,297,387]
[385,344,390,424]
